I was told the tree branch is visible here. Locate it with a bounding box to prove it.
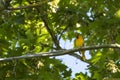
[7,1,48,10]
[40,16,61,49]
[3,0,62,50]
[25,0,61,49]
[0,44,120,62]
[58,26,69,41]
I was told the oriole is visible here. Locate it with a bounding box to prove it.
[74,34,86,61]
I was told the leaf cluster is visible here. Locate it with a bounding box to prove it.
[0,0,120,79]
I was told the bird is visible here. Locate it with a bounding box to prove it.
[74,34,86,61]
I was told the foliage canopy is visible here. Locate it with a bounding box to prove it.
[0,0,120,80]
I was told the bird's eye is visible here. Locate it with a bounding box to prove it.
[76,35,79,38]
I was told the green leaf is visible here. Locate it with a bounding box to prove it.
[90,51,102,64]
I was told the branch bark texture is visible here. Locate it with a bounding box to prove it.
[0,44,120,62]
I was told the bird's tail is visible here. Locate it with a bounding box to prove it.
[79,50,86,61]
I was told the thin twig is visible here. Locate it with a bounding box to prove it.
[58,26,69,41]
[7,1,48,10]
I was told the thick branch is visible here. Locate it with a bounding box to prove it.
[0,44,120,62]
